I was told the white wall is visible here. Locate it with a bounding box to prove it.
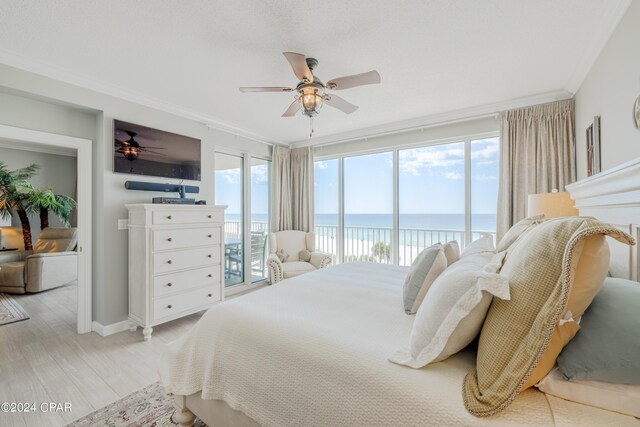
[0,63,271,326]
[575,0,640,180]
[0,145,77,245]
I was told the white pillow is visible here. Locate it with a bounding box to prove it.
[461,234,495,258]
[390,251,509,368]
[443,240,460,265]
[536,367,640,418]
[403,245,448,314]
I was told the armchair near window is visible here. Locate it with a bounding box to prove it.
[0,227,78,294]
[267,230,332,284]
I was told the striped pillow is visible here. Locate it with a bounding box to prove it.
[403,244,447,314]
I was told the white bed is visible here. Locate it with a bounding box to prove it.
[160,262,639,426]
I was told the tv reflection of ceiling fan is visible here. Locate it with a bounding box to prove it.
[115,131,167,161]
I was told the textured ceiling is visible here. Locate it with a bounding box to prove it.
[0,0,628,144]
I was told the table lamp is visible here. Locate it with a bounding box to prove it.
[527,190,578,218]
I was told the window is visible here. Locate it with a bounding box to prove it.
[470,137,499,243]
[314,134,499,266]
[343,152,393,263]
[399,142,465,265]
[313,159,339,259]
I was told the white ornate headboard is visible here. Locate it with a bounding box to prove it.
[566,157,640,281]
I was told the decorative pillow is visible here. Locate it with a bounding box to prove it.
[391,251,509,368]
[461,234,495,258]
[557,277,640,385]
[443,241,460,265]
[298,249,311,262]
[403,245,447,314]
[276,248,289,262]
[496,214,545,253]
[524,234,610,388]
[462,217,634,417]
[536,367,640,418]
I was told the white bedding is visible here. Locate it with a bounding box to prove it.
[160,262,639,426]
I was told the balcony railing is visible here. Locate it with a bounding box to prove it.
[226,221,496,267]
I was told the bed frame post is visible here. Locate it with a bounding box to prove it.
[173,395,196,427]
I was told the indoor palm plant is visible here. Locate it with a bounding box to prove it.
[0,161,39,250]
[23,183,77,229]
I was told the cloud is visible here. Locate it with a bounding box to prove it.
[399,144,465,176]
[443,171,462,180]
[473,173,497,181]
[217,169,240,184]
[251,163,269,185]
[471,139,499,161]
[315,160,329,170]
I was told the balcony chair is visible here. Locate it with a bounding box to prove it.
[0,227,78,294]
[267,230,332,284]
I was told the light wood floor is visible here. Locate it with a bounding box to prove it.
[0,284,203,427]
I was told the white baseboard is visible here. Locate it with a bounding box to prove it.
[92,320,131,337]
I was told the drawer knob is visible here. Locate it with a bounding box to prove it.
[167,215,172,220]
[207,214,212,219]
[168,304,172,309]
[208,293,212,297]
[208,274,212,278]
[207,254,212,258]
[167,283,172,287]
[167,260,172,264]
[207,234,212,238]
[167,237,173,242]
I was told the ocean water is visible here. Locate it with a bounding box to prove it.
[226,213,495,233]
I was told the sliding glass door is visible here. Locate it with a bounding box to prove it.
[470,137,499,243]
[215,152,244,286]
[313,159,339,260]
[215,152,271,289]
[250,157,270,282]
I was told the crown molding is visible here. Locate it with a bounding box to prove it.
[0,48,282,147]
[290,90,573,149]
[564,0,632,93]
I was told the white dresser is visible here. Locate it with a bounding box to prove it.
[126,204,226,340]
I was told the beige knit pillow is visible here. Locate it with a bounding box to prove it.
[496,214,545,253]
[463,217,634,417]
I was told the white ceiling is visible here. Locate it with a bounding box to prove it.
[0,0,630,145]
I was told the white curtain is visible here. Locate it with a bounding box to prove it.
[270,146,314,233]
[291,147,314,232]
[496,99,576,240]
[270,145,292,232]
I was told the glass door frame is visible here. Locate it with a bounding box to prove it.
[214,148,271,297]
[314,131,499,264]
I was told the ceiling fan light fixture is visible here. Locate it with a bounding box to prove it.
[299,86,323,117]
[123,145,140,161]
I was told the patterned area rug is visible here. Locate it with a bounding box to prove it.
[0,293,29,326]
[67,382,207,427]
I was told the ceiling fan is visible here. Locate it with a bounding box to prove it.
[115,131,166,161]
[239,52,381,136]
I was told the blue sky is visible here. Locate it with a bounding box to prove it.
[314,137,499,216]
[215,159,269,216]
[214,137,499,220]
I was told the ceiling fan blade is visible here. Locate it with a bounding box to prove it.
[239,87,294,93]
[283,52,313,83]
[282,99,300,117]
[326,70,381,90]
[324,94,358,114]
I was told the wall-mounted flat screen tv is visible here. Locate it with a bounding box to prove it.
[113,119,201,181]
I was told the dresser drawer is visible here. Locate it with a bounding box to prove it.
[153,227,221,251]
[152,210,223,225]
[153,285,221,321]
[153,265,220,297]
[153,246,221,274]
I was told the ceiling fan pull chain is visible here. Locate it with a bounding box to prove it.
[309,116,315,138]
